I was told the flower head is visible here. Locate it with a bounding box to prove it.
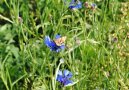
[69,0,82,10]
[56,70,73,86]
[84,2,97,10]
[60,59,64,64]
[44,34,65,52]
[84,2,89,8]
[91,3,97,10]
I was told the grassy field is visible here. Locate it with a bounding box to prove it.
[0,0,129,90]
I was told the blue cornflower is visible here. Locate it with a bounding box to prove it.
[69,0,82,10]
[91,3,97,9]
[56,70,73,86]
[84,2,97,10]
[44,34,65,52]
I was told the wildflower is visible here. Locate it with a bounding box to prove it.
[56,70,73,86]
[60,58,64,64]
[91,3,97,10]
[112,37,118,43]
[111,34,118,43]
[44,34,66,52]
[84,2,97,10]
[69,0,82,10]
[84,2,89,8]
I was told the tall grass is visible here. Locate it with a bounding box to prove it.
[0,0,129,90]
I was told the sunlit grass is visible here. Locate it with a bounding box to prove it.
[0,0,129,90]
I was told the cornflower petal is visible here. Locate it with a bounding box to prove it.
[57,75,63,82]
[69,6,75,9]
[44,36,53,48]
[44,36,58,51]
[60,45,65,50]
[64,70,70,76]
[56,48,62,52]
[56,70,63,82]
[64,80,73,86]
[70,0,75,5]
[76,1,82,8]
[58,70,63,76]
[64,70,72,79]
[55,34,61,39]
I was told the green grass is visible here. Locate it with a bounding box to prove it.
[0,0,129,90]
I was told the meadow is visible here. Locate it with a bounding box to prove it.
[0,0,129,90]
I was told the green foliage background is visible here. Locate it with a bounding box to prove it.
[0,0,129,90]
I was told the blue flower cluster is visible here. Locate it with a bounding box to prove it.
[44,34,65,52]
[56,69,73,86]
[69,0,82,10]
